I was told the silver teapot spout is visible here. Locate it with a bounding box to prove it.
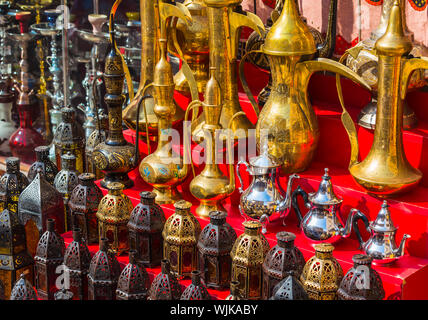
[277,173,299,213]
[394,234,411,258]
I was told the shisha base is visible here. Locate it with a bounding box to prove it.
[152,186,181,205]
[100,172,134,190]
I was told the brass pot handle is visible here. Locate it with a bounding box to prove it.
[141,82,154,155]
[184,100,202,178]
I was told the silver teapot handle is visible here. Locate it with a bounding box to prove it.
[236,160,249,194]
[350,208,371,250]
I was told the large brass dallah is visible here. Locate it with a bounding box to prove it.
[338,0,428,197]
[246,0,370,174]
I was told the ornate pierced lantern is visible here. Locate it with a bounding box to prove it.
[10,273,38,300]
[230,221,270,300]
[262,231,305,299]
[53,107,85,173]
[0,209,34,299]
[88,238,121,300]
[128,191,165,267]
[97,182,133,255]
[54,152,80,232]
[116,250,150,300]
[34,219,65,300]
[300,243,344,300]
[54,288,74,300]
[69,173,103,244]
[180,270,211,300]
[86,112,108,180]
[197,211,237,289]
[225,281,242,300]
[162,200,201,279]
[0,157,29,213]
[18,170,65,257]
[63,228,92,300]
[270,273,309,300]
[148,259,182,300]
[27,146,58,185]
[337,254,385,300]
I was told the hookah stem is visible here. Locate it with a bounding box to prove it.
[61,0,70,107]
[93,0,99,14]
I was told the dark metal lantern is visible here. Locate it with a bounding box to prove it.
[180,270,211,300]
[148,259,182,300]
[0,157,29,213]
[86,112,108,180]
[27,145,58,185]
[116,250,150,300]
[225,281,242,300]
[10,273,38,300]
[270,273,309,300]
[88,238,121,300]
[197,211,237,289]
[54,288,74,300]
[128,191,165,268]
[262,231,305,299]
[69,173,103,244]
[34,219,65,300]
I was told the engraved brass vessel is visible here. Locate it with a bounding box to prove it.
[338,0,428,197]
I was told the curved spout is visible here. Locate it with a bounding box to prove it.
[317,0,337,59]
[394,234,411,258]
[277,173,299,212]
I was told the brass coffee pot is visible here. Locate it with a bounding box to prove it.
[243,0,370,174]
[291,168,367,243]
[350,201,410,265]
[237,145,299,234]
[338,0,428,197]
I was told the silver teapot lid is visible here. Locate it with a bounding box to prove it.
[249,145,281,169]
[370,201,397,233]
[308,168,342,206]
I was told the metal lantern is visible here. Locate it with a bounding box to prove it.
[88,238,121,300]
[63,228,92,300]
[54,152,80,232]
[97,182,133,256]
[10,273,38,300]
[0,157,29,213]
[53,107,85,173]
[180,270,211,300]
[230,220,270,300]
[34,219,66,300]
[270,273,309,300]
[225,281,242,300]
[116,250,150,300]
[0,209,34,299]
[197,211,237,289]
[69,173,103,244]
[54,288,74,300]
[337,254,385,300]
[128,191,166,268]
[27,146,58,185]
[0,280,4,300]
[18,169,65,257]
[147,259,182,300]
[162,200,201,279]
[86,112,108,180]
[262,231,305,299]
[300,243,344,300]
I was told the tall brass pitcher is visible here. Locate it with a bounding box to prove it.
[338,0,428,197]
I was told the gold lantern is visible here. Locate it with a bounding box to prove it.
[96,182,133,256]
[230,221,270,300]
[162,200,201,279]
[300,243,344,300]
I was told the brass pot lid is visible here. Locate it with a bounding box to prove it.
[308,168,342,206]
[370,200,397,233]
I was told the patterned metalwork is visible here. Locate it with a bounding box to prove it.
[225,281,242,300]
[230,221,270,300]
[180,270,211,300]
[0,157,29,213]
[54,288,74,300]
[97,182,133,256]
[18,170,65,257]
[262,232,305,299]
[147,259,182,300]
[63,228,92,300]
[338,254,385,300]
[34,219,65,300]
[0,209,34,299]
[300,243,344,300]
[128,191,165,267]
[162,200,201,279]
[54,152,80,232]
[85,113,108,180]
[69,173,103,244]
[270,273,309,300]
[197,211,237,289]
[88,238,121,300]
[116,250,150,300]
[10,273,37,300]
[27,145,58,185]
[53,107,85,173]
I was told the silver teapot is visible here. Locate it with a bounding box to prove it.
[237,150,299,234]
[291,168,366,243]
[351,200,411,265]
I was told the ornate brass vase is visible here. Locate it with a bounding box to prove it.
[0,157,29,213]
[230,220,270,300]
[338,0,428,197]
[300,243,343,300]
[243,0,370,174]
